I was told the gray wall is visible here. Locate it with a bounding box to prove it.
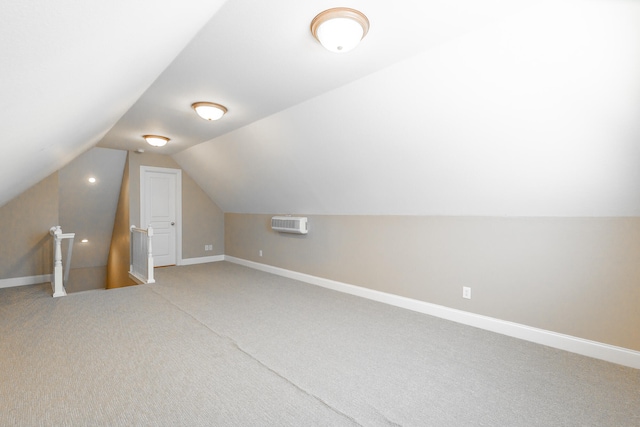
[225,213,640,352]
[129,151,224,259]
[0,147,223,286]
[59,147,127,291]
[0,146,126,288]
[0,173,58,279]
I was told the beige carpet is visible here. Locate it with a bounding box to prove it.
[1,261,639,426]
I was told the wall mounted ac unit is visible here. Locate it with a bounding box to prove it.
[271,216,308,234]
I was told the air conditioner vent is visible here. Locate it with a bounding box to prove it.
[271,216,308,234]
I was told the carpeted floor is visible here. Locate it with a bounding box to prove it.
[1,261,638,426]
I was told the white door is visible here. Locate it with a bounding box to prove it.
[142,168,180,267]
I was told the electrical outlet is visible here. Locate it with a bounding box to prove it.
[259,250,263,257]
[204,245,208,251]
[462,287,471,299]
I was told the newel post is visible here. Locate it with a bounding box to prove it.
[49,226,67,297]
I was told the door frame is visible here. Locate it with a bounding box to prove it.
[140,166,183,266]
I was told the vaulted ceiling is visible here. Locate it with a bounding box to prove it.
[0,0,227,207]
[2,0,639,216]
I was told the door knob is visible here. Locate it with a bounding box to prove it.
[171,222,175,226]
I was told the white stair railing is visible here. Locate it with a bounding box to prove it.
[49,226,75,297]
[129,225,155,284]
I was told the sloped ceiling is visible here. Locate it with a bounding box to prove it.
[96,0,532,154]
[3,0,639,216]
[173,0,640,216]
[0,0,227,207]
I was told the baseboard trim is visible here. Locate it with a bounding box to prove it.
[0,274,52,290]
[180,255,225,266]
[224,256,640,370]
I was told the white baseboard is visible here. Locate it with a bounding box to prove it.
[0,274,52,290]
[180,255,225,266]
[224,256,640,370]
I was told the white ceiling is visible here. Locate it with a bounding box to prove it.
[0,0,226,207]
[97,0,533,154]
[172,0,640,216]
[2,0,640,216]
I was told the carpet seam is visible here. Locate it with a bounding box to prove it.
[147,286,364,426]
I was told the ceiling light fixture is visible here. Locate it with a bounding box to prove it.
[143,135,170,147]
[192,102,228,121]
[88,177,96,183]
[311,7,369,53]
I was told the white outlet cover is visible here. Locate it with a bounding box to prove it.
[463,287,471,299]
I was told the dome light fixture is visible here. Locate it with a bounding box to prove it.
[143,135,170,147]
[311,7,369,53]
[192,102,228,121]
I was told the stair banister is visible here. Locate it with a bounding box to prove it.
[129,225,155,284]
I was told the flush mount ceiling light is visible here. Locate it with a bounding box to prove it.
[143,135,170,147]
[311,7,369,53]
[87,177,96,184]
[192,102,228,121]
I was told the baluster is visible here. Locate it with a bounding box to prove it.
[147,226,155,283]
[130,225,136,275]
